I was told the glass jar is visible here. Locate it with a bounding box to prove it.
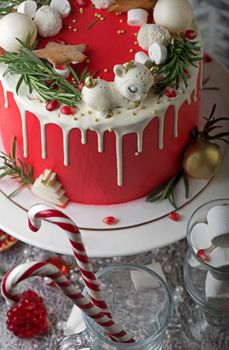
[184,198,229,327]
[83,263,173,350]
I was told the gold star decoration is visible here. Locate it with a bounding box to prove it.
[108,0,157,12]
[33,42,87,66]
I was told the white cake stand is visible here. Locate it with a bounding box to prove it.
[0,60,229,257]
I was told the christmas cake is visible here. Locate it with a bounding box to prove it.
[0,0,202,205]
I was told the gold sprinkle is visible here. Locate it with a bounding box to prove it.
[117,30,121,34]
[140,105,146,110]
[121,30,125,34]
[80,112,85,116]
[88,110,93,115]
[94,118,99,122]
[94,13,98,17]
[100,17,105,21]
[79,8,84,13]
[115,12,119,15]
[119,19,124,23]
[108,128,113,132]
[72,19,76,23]
[132,112,137,116]
[73,117,78,121]
[104,68,109,73]
[86,59,90,63]
[129,49,134,53]
[68,25,72,29]
[135,152,139,156]
[134,32,138,36]
[153,110,157,114]
[73,28,78,32]
[134,41,138,45]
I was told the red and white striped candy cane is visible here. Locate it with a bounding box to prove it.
[1,261,135,343]
[28,204,110,316]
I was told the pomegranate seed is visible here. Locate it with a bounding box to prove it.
[46,100,60,112]
[165,86,177,98]
[185,30,197,40]
[168,212,180,221]
[54,64,68,70]
[7,235,16,242]
[55,38,67,45]
[103,216,118,225]
[197,249,209,261]
[60,105,76,115]
[76,0,88,6]
[203,54,212,63]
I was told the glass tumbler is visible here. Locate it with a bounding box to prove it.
[184,198,229,327]
[83,263,173,350]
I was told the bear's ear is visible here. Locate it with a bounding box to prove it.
[114,64,127,77]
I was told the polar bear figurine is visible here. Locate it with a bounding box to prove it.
[82,62,154,118]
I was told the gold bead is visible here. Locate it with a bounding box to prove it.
[94,118,99,122]
[134,32,138,36]
[100,17,105,21]
[134,41,138,45]
[135,152,139,156]
[129,49,134,53]
[73,28,78,32]
[119,19,124,23]
[79,8,84,13]
[68,25,72,29]
[117,30,121,34]
[104,68,109,73]
[108,128,113,132]
[72,19,76,23]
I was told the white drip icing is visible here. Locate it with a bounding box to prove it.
[3,86,8,108]
[97,131,104,153]
[40,122,47,159]
[17,102,28,158]
[115,132,123,186]
[62,129,70,166]
[81,129,87,144]
[137,131,143,153]
[200,60,203,90]
[158,112,165,149]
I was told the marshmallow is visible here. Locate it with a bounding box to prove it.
[137,24,171,51]
[17,0,37,18]
[50,0,71,18]
[134,51,150,65]
[190,223,211,252]
[148,42,167,65]
[130,262,166,291]
[207,205,229,247]
[205,272,229,302]
[127,9,148,27]
[54,65,70,78]
[64,306,86,336]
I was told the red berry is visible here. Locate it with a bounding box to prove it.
[7,235,16,242]
[203,54,212,63]
[165,87,177,98]
[60,105,76,115]
[55,38,67,45]
[46,100,60,112]
[6,290,48,339]
[168,212,180,222]
[197,249,209,261]
[185,30,197,40]
[0,241,5,248]
[54,64,68,71]
[103,216,118,225]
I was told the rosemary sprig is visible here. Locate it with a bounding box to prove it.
[154,37,202,94]
[0,46,82,107]
[0,0,50,15]
[146,171,189,209]
[190,104,229,144]
[0,138,34,197]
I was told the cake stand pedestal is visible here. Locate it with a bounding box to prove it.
[0,60,229,257]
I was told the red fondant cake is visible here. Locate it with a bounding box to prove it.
[0,0,201,205]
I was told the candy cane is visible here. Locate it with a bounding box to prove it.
[28,203,111,316]
[1,261,135,343]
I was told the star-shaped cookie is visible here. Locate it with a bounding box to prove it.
[108,0,157,12]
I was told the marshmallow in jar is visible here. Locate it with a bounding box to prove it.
[153,0,194,33]
[207,205,229,247]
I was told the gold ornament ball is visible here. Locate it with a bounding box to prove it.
[183,141,222,179]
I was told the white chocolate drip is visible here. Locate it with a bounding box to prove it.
[115,132,123,186]
[97,131,104,153]
[137,131,143,153]
[81,129,87,144]
[3,86,8,108]
[158,111,165,149]
[173,105,179,138]
[40,122,47,159]
[17,102,28,158]
[63,129,70,166]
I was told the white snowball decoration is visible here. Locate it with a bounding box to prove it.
[50,0,71,18]
[0,13,37,52]
[153,0,194,33]
[91,0,115,9]
[148,42,167,65]
[137,24,171,51]
[17,1,37,19]
[34,6,62,38]
[127,9,148,27]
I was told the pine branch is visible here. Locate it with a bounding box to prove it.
[0,138,34,197]
[0,47,82,107]
[154,37,202,94]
